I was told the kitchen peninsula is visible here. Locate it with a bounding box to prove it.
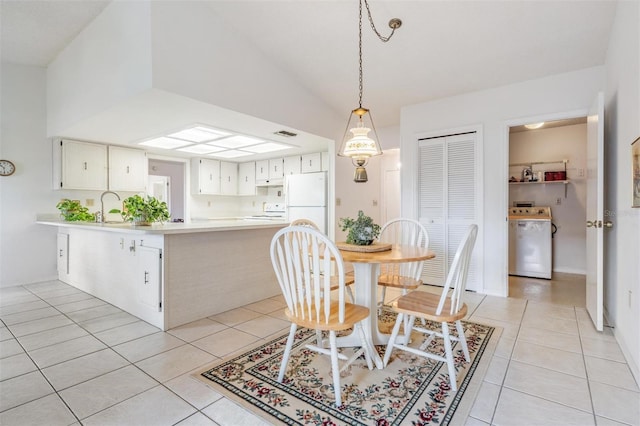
[38,219,287,330]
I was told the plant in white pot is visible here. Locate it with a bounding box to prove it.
[110,194,170,225]
[339,210,381,245]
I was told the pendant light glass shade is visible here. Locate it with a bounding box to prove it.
[339,108,382,161]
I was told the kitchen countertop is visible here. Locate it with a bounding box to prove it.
[37,218,289,235]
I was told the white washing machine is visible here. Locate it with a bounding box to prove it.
[508,206,552,279]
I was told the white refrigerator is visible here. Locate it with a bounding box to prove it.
[285,172,327,233]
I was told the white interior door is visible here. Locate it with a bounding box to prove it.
[418,133,481,291]
[148,175,170,211]
[586,92,604,331]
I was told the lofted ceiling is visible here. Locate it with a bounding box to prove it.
[0,0,617,156]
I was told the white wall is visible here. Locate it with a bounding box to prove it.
[401,66,604,296]
[509,124,587,274]
[603,0,640,381]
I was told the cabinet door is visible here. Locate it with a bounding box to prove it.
[57,233,69,276]
[301,153,322,173]
[191,158,220,194]
[138,246,162,312]
[283,156,301,175]
[220,161,238,195]
[238,162,256,195]
[269,158,284,179]
[108,146,147,192]
[255,160,269,182]
[61,140,108,190]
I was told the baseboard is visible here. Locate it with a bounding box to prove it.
[613,326,640,387]
[553,267,587,275]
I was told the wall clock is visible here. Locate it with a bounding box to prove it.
[0,159,16,176]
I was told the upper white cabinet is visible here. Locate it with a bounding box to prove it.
[255,160,269,182]
[269,158,284,179]
[191,158,220,195]
[53,139,108,190]
[108,146,147,192]
[238,162,256,196]
[321,152,329,172]
[283,156,301,175]
[301,153,322,173]
[220,161,238,195]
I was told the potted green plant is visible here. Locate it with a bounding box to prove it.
[110,194,170,225]
[339,210,381,245]
[56,199,96,222]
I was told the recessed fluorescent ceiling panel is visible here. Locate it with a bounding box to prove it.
[210,135,264,149]
[168,126,231,142]
[243,142,291,153]
[139,137,192,149]
[177,144,226,154]
[209,150,254,159]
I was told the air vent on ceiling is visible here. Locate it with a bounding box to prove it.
[274,130,297,138]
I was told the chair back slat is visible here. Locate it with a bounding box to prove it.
[271,226,347,324]
[380,218,429,279]
[436,224,478,315]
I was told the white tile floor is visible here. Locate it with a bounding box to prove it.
[0,278,638,426]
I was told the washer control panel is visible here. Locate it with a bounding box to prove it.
[509,206,552,219]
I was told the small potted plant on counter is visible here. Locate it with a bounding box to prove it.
[110,194,170,225]
[56,199,96,222]
[339,210,381,245]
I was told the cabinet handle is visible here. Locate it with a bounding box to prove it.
[209,174,212,181]
[83,162,87,170]
[309,160,312,166]
[59,249,63,258]
[126,166,130,174]
[245,176,248,182]
[228,176,230,182]
[144,271,149,284]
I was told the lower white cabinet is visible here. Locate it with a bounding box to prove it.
[137,246,162,312]
[57,233,69,276]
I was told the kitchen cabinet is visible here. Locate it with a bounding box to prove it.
[191,158,221,195]
[301,153,322,173]
[269,158,284,179]
[137,246,162,312]
[238,162,256,195]
[57,233,69,277]
[255,160,270,182]
[220,161,238,195]
[283,155,301,175]
[321,152,329,172]
[53,139,108,190]
[108,146,147,192]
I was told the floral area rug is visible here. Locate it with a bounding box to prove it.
[194,313,499,426]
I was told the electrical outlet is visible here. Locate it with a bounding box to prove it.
[86,199,94,207]
[207,201,211,207]
[578,168,585,178]
[336,198,341,206]
[556,198,562,205]
[372,199,378,206]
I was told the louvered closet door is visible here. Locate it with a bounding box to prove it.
[418,133,480,291]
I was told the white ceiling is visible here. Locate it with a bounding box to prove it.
[1,0,617,145]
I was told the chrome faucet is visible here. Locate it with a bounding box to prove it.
[100,191,121,223]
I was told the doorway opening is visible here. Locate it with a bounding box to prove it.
[507,117,588,306]
[148,159,186,222]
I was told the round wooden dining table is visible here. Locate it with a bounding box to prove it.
[337,243,435,369]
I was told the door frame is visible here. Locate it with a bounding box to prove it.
[501,108,589,297]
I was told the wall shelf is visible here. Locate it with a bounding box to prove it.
[509,159,569,197]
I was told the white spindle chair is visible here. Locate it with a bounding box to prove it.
[377,218,430,310]
[383,224,478,391]
[271,226,373,407]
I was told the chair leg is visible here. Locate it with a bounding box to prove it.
[403,315,416,345]
[383,312,405,367]
[455,320,471,362]
[315,329,324,348]
[441,322,457,391]
[329,330,342,407]
[278,323,297,383]
[346,285,355,303]
[355,323,374,370]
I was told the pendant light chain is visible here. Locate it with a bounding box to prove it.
[358,0,401,110]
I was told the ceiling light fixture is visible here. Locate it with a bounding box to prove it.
[338,0,401,183]
[524,122,545,130]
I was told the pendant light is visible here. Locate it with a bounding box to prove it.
[338,0,401,183]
